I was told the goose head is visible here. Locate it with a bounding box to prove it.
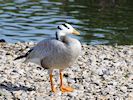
[56,23,80,40]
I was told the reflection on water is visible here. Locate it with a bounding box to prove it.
[0,0,132,45]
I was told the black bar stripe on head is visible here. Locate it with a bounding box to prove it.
[62,24,70,29]
[57,26,62,30]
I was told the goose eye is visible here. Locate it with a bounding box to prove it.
[57,26,62,30]
[62,24,70,29]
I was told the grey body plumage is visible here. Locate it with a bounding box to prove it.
[25,36,81,69]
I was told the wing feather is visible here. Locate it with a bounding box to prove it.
[26,38,66,61]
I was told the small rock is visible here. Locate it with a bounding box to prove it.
[0,39,6,43]
[120,86,127,92]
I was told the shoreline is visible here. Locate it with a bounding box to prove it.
[0,42,133,99]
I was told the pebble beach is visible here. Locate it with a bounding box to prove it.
[0,42,133,100]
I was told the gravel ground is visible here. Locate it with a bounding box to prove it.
[0,42,133,100]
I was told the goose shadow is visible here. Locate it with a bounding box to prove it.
[0,81,36,92]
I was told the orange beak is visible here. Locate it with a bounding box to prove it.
[72,29,80,35]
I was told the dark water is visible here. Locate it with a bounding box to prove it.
[0,0,132,45]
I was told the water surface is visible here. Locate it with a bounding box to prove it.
[0,0,132,45]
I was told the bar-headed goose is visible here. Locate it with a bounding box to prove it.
[15,23,81,92]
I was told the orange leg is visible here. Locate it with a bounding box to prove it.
[49,70,56,92]
[60,69,74,92]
